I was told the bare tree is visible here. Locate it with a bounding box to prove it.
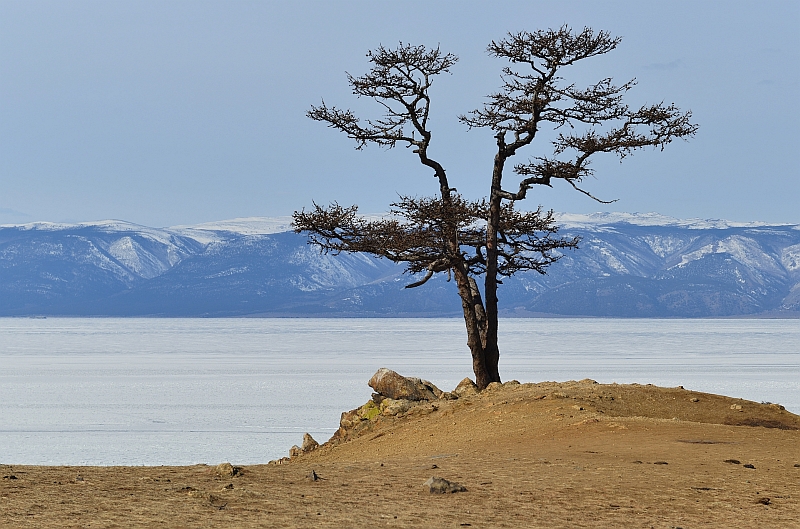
[293,27,697,389]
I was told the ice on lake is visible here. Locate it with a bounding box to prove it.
[1,317,798,466]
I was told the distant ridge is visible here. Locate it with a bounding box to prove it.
[1,213,798,317]
[554,212,786,230]
[5,212,794,237]
[171,216,295,237]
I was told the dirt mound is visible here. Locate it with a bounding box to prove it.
[2,381,799,528]
[312,379,800,456]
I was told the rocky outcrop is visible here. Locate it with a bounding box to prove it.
[324,371,485,448]
[301,433,319,452]
[368,368,442,401]
[287,433,320,460]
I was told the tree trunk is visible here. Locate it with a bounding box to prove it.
[482,144,507,385]
[467,276,487,347]
[453,266,492,389]
[483,193,502,384]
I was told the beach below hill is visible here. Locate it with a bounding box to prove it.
[2,380,799,528]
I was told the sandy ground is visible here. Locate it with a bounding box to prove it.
[2,380,799,528]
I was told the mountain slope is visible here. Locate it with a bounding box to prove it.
[0,222,203,314]
[1,214,798,317]
[513,220,800,317]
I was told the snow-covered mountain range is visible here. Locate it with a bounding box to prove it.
[1,214,798,317]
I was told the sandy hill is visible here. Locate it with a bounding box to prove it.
[2,380,799,528]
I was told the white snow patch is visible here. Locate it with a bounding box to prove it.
[107,237,172,279]
[204,267,248,279]
[671,235,783,274]
[641,234,696,258]
[288,246,379,289]
[65,236,136,282]
[594,245,629,274]
[781,244,800,272]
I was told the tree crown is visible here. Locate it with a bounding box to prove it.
[460,26,697,202]
[296,27,696,285]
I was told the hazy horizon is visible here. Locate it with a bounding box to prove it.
[2,210,800,231]
[2,1,798,226]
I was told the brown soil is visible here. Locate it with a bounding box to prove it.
[2,380,799,528]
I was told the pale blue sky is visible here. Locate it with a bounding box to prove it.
[1,1,798,226]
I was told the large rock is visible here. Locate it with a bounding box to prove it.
[368,368,442,401]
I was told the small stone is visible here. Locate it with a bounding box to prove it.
[222,483,234,490]
[743,464,755,469]
[730,404,743,410]
[215,462,242,478]
[454,378,478,397]
[423,476,467,494]
[689,397,699,402]
[724,459,741,465]
[653,461,668,465]
[768,403,785,410]
[794,463,800,468]
[756,497,771,505]
[307,470,321,481]
[207,493,227,509]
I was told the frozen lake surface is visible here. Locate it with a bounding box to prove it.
[1,318,798,466]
